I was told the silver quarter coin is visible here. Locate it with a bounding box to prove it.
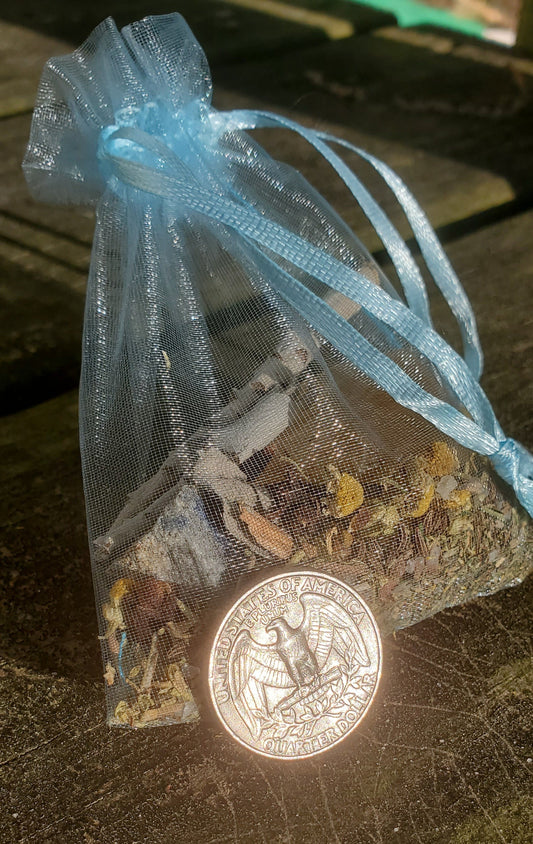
[209,571,382,759]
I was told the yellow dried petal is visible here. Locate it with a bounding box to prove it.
[382,506,400,534]
[102,602,123,626]
[137,693,153,713]
[408,483,434,517]
[138,700,192,725]
[328,467,364,518]
[109,577,134,603]
[426,441,459,477]
[444,489,471,510]
[114,700,133,724]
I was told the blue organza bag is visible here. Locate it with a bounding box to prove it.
[24,14,532,727]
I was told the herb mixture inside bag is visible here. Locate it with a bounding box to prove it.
[23,14,532,727]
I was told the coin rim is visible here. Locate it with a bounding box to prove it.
[208,569,382,759]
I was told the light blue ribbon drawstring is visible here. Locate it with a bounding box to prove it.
[98,114,533,517]
[219,110,483,381]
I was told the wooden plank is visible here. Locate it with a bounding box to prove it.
[0,115,96,246]
[0,357,531,841]
[0,116,91,411]
[221,0,396,38]
[431,214,533,448]
[0,248,85,412]
[0,2,393,101]
[517,0,533,53]
[0,4,395,120]
[0,11,318,101]
[0,23,71,118]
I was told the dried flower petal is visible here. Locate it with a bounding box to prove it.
[407,481,435,518]
[300,539,320,560]
[450,516,474,535]
[423,503,449,537]
[325,526,339,555]
[122,577,181,645]
[239,505,294,559]
[426,542,441,574]
[462,476,489,500]
[435,475,458,500]
[341,529,353,548]
[381,506,400,535]
[114,700,133,724]
[327,464,364,518]
[444,489,472,510]
[410,526,427,558]
[103,662,116,686]
[167,662,195,702]
[102,602,123,626]
[109,577,134,603]
[424,441,459,477]
[348,505,373,533]
[102,578,134,642]
[136,693,153,713]
[137,699,196,726]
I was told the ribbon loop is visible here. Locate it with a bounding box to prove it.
[218,109,483,380]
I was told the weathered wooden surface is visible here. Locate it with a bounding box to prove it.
[517,0,533,53]
[1,5,532,842]
[0,0,393,79]
[0,390,532,844]
[429,212,533,447]
[1,207,531,843]
[215,27,533,218]
[1,572,531,843]
[0,23,72,118]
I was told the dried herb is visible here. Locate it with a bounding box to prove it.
[103,420,531,726]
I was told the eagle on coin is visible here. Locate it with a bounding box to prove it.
[229,593,370,739]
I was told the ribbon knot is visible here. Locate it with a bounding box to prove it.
[492,438,533,512]
[98,100,221,192]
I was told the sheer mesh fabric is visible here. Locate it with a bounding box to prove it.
[24,15,531,726]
